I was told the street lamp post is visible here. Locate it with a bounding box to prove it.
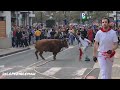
[116,11,118,28]
[41,12,43,24]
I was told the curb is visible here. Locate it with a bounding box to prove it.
[0,48,31,57]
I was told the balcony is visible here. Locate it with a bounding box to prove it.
[29,13,35,17]
[20,11,29,13]
[0,11,3,13]
[109,13,114,17]
[11,12,16,18]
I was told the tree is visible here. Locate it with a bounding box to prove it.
[89,11,111,23]
[32,11,88,24]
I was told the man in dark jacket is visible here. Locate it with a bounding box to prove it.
[16,28,22,47]
[80,28,87,39]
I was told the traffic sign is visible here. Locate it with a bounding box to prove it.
[82,13,86,19]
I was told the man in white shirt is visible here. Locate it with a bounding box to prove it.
[93,17,118,79]
[78,35,92,61]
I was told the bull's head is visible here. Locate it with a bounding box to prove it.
[61,39,69,48]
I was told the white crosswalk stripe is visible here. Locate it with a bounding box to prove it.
[39,67,98,79]
[42,67,62,76]
[74,68,87,76]
[74,68,87,79]
[0,66,101,79]
[72,68,87,79]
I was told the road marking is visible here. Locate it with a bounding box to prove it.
[115,51,120,59]
[32,77,44,79]
[93,62,100,68]
[72,68,87,77]
[42,67,61,76]
[0,48,32,59]
[26,58,52,68]
[112,77,120,79]
[74,77,82,79]
[33,68,59,79]
[83,68,96,79]
[1,45,77,79]
[0,45,77,60]
[19,45,77,70]
[72,68,87,79]
[112,64,120,67]
[98,72,101,79]
[0,65,4,68]
[68,46,75,49]
[0,67,15,75]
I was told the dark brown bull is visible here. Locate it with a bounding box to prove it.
[35,39,68,60]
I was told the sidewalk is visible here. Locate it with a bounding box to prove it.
[0,45,35,57]
[93,46,120,79]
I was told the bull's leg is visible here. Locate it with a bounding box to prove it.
[35,50,39,60]
[53,53,57,60]
[39,52,45,60]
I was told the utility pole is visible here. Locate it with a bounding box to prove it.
[116,11,118,28]
[58,11,60,25]
[41,12,43,24]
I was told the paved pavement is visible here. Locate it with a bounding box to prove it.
[0,45,34,57]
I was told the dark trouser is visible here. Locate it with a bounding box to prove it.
[12,37,16,47]
[51,36,54,39]
[118,37,120,44]
[29,36,31,45]
[69,35,74,45]
[36,36,40,41]
[44,36,47,39]
[24,38,28,47]
[16,38,22,47]
[21,38,28,47]
[21,39,24,47]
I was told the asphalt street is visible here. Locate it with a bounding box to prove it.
[0,42,99,79]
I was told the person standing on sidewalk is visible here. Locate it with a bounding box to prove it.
[87,26,94,43]
[118,26,120,44]
[34,27,41,42]
[93,17,118,79]
[16,27,22,47]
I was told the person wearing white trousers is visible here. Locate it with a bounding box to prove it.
[78,35,92,61]
[93,17,118,79]
[97,52,114,79]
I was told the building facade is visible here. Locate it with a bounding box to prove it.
[109,11,120,27]
[0,11,12,48]
[0,11,35,48]
[11,11,35,27]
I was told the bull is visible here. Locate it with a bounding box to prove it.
[34,39,68,60]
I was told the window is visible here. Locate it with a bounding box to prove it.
[0,17,5,21]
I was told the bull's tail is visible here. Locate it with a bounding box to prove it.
[34,43,37,49]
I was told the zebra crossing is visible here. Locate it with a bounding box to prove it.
[30,64,120,79]
[1,63,120,79]
[0,66,100,79]
[31,67,100,79]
